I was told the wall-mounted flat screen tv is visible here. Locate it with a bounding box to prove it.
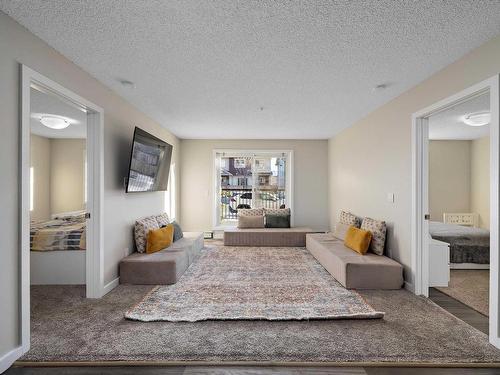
[125,127,173,193]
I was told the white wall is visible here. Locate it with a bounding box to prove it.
[328,35,500,284]
[0,11,180,358]
[180,139,329,232]
[50,138,86,214]
[429,140,471,222]
[471,136,490,229]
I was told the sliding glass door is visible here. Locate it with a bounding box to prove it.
[214,150,292,227]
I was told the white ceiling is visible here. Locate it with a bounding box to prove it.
[30,88,87,139]
[429,93,490,140]
[3,1,500,139]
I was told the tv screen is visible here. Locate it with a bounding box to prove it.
[125,127,173,193]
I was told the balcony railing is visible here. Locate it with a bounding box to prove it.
[220,188,286,221]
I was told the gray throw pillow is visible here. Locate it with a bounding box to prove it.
[170,221,184,242]
[265,214,291,228]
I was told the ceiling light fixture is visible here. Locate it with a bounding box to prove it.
[39,115,70,129]
[463,111,491,127]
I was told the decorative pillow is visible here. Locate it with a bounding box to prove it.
[155,212,170,227]
[265,214,291,228]
[361,217,387,255]
[333,222,350,241]
[146,224,174,254]
[238,215,265,228]
[134,216,160,253]
[170,221,184,242]
[339,210,361,228]
[238,208,264,217]
[264,208,291,216]
[344,226,372,255]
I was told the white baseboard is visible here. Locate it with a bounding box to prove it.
[404,281,414,293]
[102,277,120,296]
[0,346,23,373]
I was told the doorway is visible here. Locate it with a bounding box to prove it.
[20,66,104,354]
[213,150,293,228]
[411,75,500,347]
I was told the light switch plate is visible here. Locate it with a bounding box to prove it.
[387,193,395,203]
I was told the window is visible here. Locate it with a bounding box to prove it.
[214,151,292,227]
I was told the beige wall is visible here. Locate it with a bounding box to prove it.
[30,134,51,221]
[328,35,500,284]
[180,139,329,232]
[0,11,180,356]
[50,139,86,214]
[429,140,471,222]
[471,136,490,229]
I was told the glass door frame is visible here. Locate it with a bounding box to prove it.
[212,149,294,229]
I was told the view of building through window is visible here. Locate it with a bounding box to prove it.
[218,153,287,223]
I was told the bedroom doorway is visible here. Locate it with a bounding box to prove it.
[20,66,104,354]
[412,75,500,347]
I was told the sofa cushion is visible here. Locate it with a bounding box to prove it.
[171,221,184,242]
[361,217,387,255]
[306,233,403,289]
[265,213,291,228]
[344,226,372,255]
[333,222,350,241]
[146,224,174,254]
[238,215,265,228]
[155,212,170,227]
[238,208,264,217]
[264,207,291,216]
[224,227,313,247]
[120,232,204,285]
[339,210,361,227]
[134,216,160,253]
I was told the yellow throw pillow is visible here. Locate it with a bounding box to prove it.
[146,224,174,254]
[344,226,372,255]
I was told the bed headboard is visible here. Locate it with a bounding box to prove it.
[443,213,478,227]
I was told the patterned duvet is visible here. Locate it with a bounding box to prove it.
[30,217,86,251]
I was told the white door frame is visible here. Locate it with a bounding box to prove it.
[20,65,105,354]
[411,75,500,347]
[212,149,294,229]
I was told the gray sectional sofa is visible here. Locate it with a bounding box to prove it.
[306,232,403,290]
[120,232,204,285]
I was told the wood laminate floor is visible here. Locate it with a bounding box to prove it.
[5,365,500,374]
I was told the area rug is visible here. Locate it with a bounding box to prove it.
[436,269,489,316]
[125,246,384,322]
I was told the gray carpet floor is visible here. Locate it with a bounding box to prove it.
[23,284,500,364]
[436,270,489,316]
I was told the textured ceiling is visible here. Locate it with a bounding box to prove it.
[31,88,87,139]
[429,93,490,140]
[3,1,500,139]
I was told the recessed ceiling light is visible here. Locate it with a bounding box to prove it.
[119,79,136,88]
[40,115,70,129]
[372,83,387,92]
[463,111,490,127]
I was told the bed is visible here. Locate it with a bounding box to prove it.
[30,211,86,285]
[429,220,490,268]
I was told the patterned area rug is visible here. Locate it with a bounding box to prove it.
[126,246,384,322]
